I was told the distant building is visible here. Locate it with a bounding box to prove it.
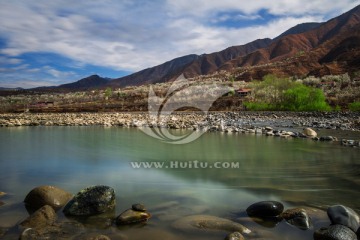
[236,88,251,97]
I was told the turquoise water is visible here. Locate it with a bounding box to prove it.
[0,126,359,239]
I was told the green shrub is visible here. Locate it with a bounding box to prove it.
[247,75,331,111]
[281,84,331,111]
[349,102,360,111]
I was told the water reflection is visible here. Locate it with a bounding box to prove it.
[0,126,359,239]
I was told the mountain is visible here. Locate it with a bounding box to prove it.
[275,22,323,39]
[0,87,23,91]
[28,5,359,91]
[58,75,110,90]
[106,5,360,87]
[109,38,272,87]
[108,54,199,87]
[218,5,360,79]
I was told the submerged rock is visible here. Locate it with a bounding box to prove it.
[132,203,146,212]
[281,208,312,230]
[320,136,337,141]
[303,128,317,138]
[224,231,245,240]
[19,221,85,240]
[77,233,111,240]
[0,227,7,238]
[246,201,284,218]
[116,208,151,225]
[20,205,57,228]
[314,224,357,240]
[24,185,72,211]
[327,205,360,232]
[63,185,115,216]
[172,215,251,234]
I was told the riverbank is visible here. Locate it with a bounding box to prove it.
[1,111,359,146]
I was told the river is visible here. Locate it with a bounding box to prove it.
[0,126,359,239]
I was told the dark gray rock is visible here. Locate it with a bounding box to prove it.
[314,225,357,240]
[116,208,151,225]
[281,208,311,230]
[246,201,284,217]
[327,205,360,232]
[63,185,115,216]
[20,205,57,228]
[24,185,72,212]
[320,136,337,141]
[224,231,245,240]
[132,203,146,212]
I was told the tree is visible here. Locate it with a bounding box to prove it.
[104,87,112,100]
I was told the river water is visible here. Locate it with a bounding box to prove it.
[0,126,359,239]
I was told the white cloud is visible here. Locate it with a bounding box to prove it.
[166,0,359,17]
[0,0,358,87]
[0,56,22,65]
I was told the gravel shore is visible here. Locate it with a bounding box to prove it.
[1,111,359,146]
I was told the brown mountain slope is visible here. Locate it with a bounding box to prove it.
[230,23,360,81]
[110,38,272,87]
[221,5,360,72]
[106,5,360,87]
[220,6,360,80]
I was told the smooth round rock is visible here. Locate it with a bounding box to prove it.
[303,128,317,138]
[314,225,357,240]
[24,186,72,211]
[172,215,251,234]
[63,185,115,216]
[116,208,151,225]
[20,205,57,228]
[225,231,245,240]
[246,201,284,217]
[327,205,360,232]
[132,203,146,212]
[281,208,312,230]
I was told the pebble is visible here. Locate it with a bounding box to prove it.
[327,205,360,232]
[116,208,151,225]
[314,224,357,240]
[246,201,284,218]
[225,231,245,240]
[281,208,312,230]
[20,205,57,228]
[132,203,146,212]
[24,185,72,212]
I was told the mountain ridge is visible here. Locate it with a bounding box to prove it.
[25,4,360,91]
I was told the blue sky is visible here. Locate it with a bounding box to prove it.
[0,0,358,88]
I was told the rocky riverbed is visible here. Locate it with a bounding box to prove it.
[1,185,359,240]
[1,112,359,147]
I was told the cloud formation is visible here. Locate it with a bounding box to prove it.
[0,0,358,87]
